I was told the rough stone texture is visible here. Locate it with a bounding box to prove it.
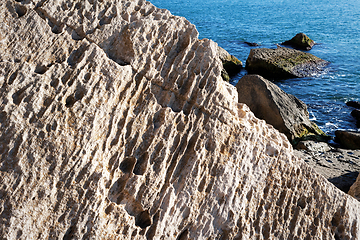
[295,140,332,152]
[349,173,360,201]
[294,149,360,193]
[245,46,329,79]
[235,74,326,143]
[281,33,315,50]
[1,1,360,239]
[335,131,360,150]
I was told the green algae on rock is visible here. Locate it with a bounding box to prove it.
[245,46,329,80]
[282,32,315,50]
[217,45,242,81]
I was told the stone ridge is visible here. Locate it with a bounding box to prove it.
[0,0,359,239]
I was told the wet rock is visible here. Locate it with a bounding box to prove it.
[335,131,360,149]
[281,33,315,50]
[346,100,360,109]
[245,46,329,79]
[244,41,259,47]
[235,74,328,143]
[217,45,242,80]
[352,109,360,120]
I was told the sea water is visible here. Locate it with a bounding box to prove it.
[150,0,360,136]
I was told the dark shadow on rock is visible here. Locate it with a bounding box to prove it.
[328,171,359,193]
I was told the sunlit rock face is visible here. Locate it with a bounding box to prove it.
[0,0,359,239]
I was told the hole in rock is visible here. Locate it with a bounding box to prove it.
[119,156,136,173]
[177,229,189,240]
[8,70,18,85]
[71,29,85,41]
[15,4,27,18]
[99,16,112,26]
[135,210,152,229]
[34,65,49,74]
[51,24,64,34]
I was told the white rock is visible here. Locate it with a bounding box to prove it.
[0,0,359,239]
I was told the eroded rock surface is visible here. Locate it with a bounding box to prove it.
[245,46,329,79]
[1,0,360,239]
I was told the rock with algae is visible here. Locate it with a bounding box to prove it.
[0,0,359,239]
[245,46,329,80]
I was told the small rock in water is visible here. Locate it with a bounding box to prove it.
[281,32,315,50]
[347,100,360,109]
[244,41,259,46]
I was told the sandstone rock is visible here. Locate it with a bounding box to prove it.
[281,33,315,50]
[0,1,359,239]
[217,45,242,80]
[335,131,360,149]
[295,140,332,152]
[347,100,360,109]
[294,148,360,193]
[236,74,327,143]
[349,173,360,201]
[245,46,329,79]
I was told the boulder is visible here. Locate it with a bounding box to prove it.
[347,100,360,109]
[217,45,242,80]
[245,46,329,79]
[349,173,360,201]
[1,1,360,239]
[335,131,360,149]
[281,33,315,50]
[352,109,360,120]
[235,74,327,143]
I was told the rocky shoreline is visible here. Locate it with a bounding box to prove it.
[1,1,360,239]
[221,33,360,195]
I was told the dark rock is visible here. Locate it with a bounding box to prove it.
[347,101,360,109]
[352,109,360,120]
[335,130,360,149]
[281,33,315,50]
[235,74,328,143]
[245,46,328,80]
[244,41,259,47]
[217,46,242,81]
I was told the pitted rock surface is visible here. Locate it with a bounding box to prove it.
[0,0,359,239]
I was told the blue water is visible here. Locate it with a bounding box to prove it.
[150,0,360,136]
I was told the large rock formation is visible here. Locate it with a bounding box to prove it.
[1,0,359,239]
[245,46,329,79]
[235,74,327,143]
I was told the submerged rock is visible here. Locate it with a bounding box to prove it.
[235,75,327,143]
[1,1,359,239]
[281,32,315,50]
[217,45,242,80]
[335,131,360,149]
[245,46,329,79]
[244,41,259,47]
